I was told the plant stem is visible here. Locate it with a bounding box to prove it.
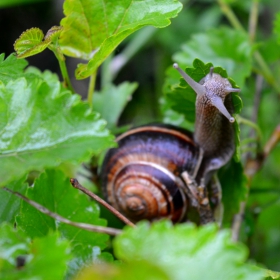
[101,54,113,88]
[248,0,259,43]
[88,71,97,106]
[50,45,75,93]
[70,178,135,227]
[3,187,122,236]
[217,0,244,31]
[217,0,280,93]
[232,124,280,241]
[253,52,280,91]
[237,115,262,140]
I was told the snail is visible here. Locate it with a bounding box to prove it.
[101,63,240,224]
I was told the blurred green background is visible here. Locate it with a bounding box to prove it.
[1,0,280,272]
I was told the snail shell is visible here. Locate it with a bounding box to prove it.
[101,124,201,223]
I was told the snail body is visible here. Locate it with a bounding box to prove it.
[101,64,240,224]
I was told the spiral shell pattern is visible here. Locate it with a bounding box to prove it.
[101,124,201,223]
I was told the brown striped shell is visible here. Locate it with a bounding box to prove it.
[101,124,201,223]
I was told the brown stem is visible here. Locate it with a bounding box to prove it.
[70,178,135,228]
[181,172,214,224]
[3,187,122,236]
[263,125,280,158]
[248,0,259,43]
[231,124,280,241]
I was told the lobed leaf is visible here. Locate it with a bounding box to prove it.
[0,223,70,280]
[219,159,248,226]
[0,70,115,185]
[74,261,169,280]
[93,82,138,130]
[274,12,280,45]
[14,28,51,58]
[44,26,63,42]
[111,221,263,280]
[173,27,252,88]
[0,176,28,224]
[16,169,111,278]
[0,53,28,84]
[59,0,182,79]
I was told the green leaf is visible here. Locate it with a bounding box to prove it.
[265,269,280,279]
[0,0,46,8]
[113,221,264,280]
[17,169,111,278]
[93,82,138,130]
[0,53,28,84]
[0,223,71,280]
[219,159,248,226]
[0,177,28,224]
[59,0,182,79]
[173,27,252,87]
[75,261,169,280]
[0,223,29,266]
[14,28,52,58]
[0,73,115,185]
[164,59,213,122]
[44,26,63,43]
[274,12,280,45]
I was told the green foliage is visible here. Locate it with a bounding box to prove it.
[0,223,71,280]
[14,28,51,58]
[0,65,115,185]
[75,261,169,280]
[82,221,263,280]
[0,0,45,8]
[93,82,138,130]
[173,27,252,87]
[1,0,280,279]
[0,176,28,224]
[274,13,280,44]
[59,0,182,79]
[219,160,247,225]
[17,169,111,277]
[0,53,28,84]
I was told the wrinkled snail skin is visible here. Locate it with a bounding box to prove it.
[194,73,236,183]
[101,64,240,224]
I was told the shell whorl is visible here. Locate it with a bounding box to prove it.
[108,162,186,222]
[101,125,201,223]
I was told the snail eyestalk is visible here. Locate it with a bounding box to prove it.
[225,87,240,93]
[173,63,206,96]
[210,96,235,123]
[209,67,214,77]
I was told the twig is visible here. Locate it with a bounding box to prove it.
[87,71,97,106]
[251,75,263,124]
[232,75,262,241]
[248,0,259,43]
[70,178,135,227]
[217,0,244,31]
[3,187,122,236]
[264,125,280,157]
[217,0,280,92]
[231,124,280,241]
[231,201,246,242]
[49,45,75,93]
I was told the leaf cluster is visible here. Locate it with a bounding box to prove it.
[1,0,280,279]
